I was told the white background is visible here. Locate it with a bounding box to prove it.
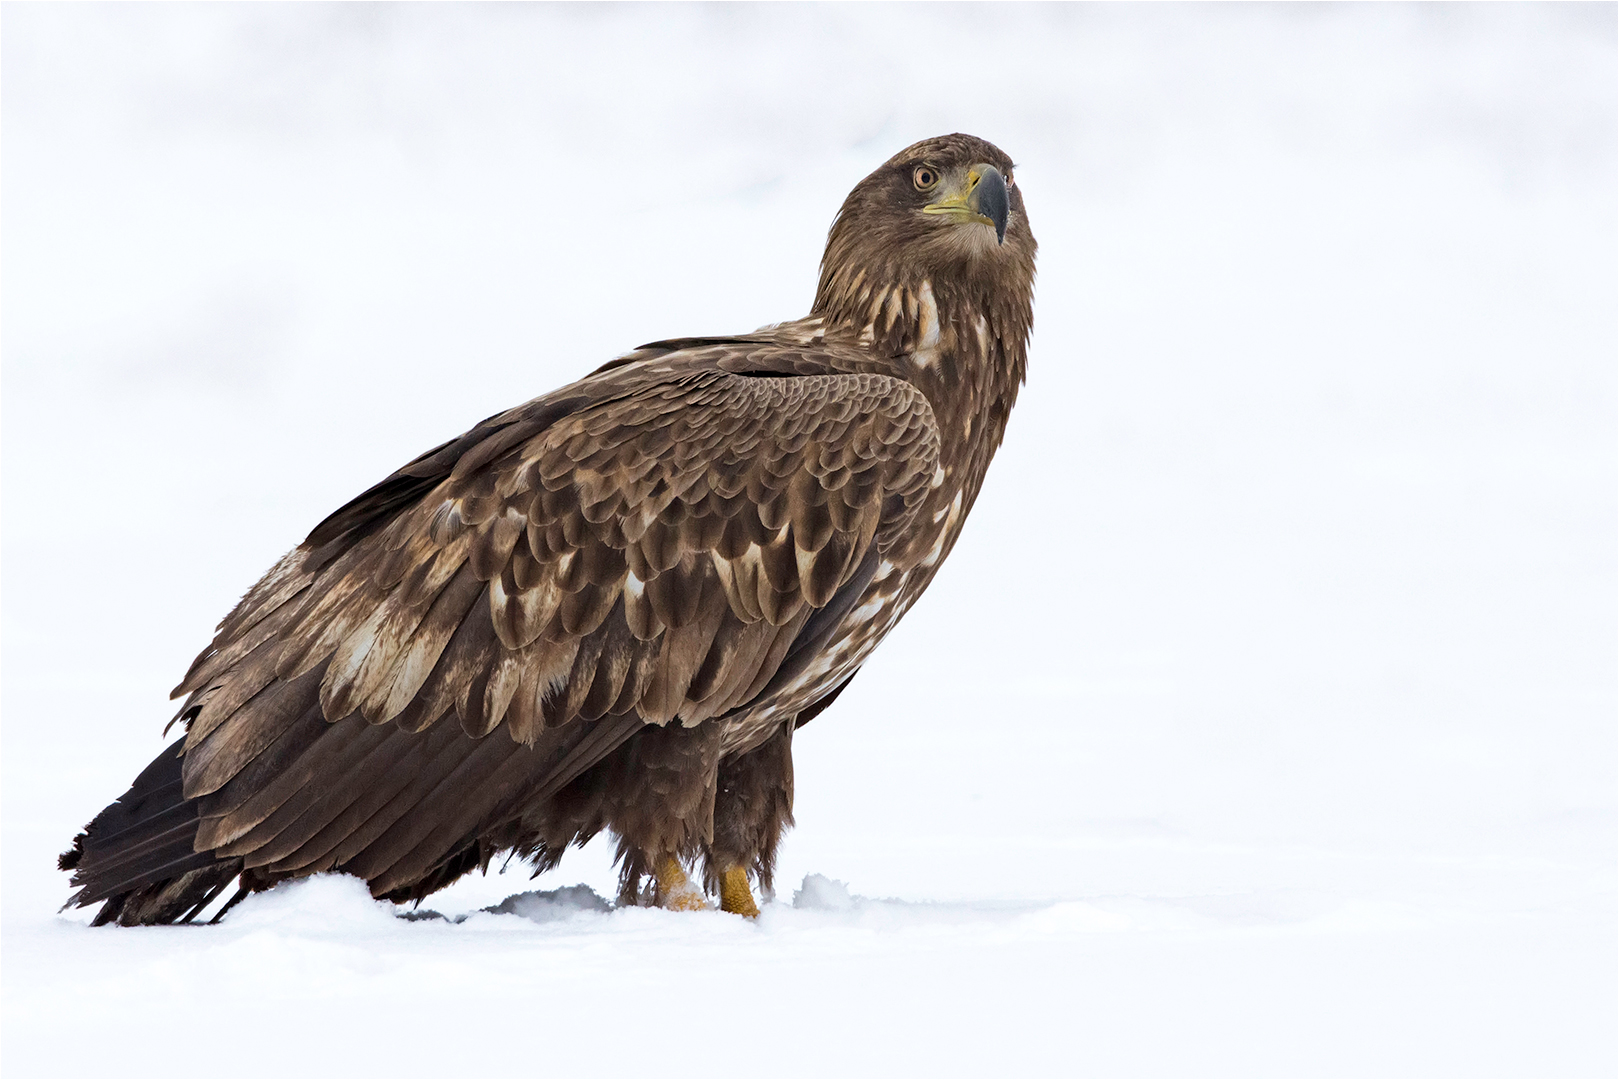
[3,5,1614,1077]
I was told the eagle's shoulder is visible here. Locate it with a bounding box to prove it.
[298,329,901,567]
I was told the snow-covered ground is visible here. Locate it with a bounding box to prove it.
[3,5,1614,1077]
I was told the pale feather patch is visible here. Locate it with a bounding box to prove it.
[922,492,964,567]
[849,595,890,623]
[883,288,904,331]
[912,280,941,368]
[917,281,940,349]
[867,286,888,322]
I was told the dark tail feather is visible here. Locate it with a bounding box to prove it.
[60,737,245,926]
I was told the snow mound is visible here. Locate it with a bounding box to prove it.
[223,873,397,933]
[791,872,854,911]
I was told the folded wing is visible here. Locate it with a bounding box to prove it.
[142,362,937,898]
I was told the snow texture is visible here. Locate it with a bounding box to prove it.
[2,5,1614,1077]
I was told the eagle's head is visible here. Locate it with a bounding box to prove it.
[812,133,1037,347]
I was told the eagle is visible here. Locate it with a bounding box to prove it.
[59,133,1037,925]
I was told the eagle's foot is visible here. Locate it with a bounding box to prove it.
[653,855,710,912]
[718,866,761,918]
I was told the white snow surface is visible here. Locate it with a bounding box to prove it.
[3,6,1614,1077]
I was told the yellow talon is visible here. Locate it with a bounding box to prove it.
[653,855,709,911]
[719,866,761,918]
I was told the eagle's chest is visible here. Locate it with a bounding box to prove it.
[714,562,916,756]
[714,334,1011,756]
[714,474,975,757]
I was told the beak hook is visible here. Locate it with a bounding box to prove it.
[971,166,1010,245]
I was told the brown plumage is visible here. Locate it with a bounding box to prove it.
[59,132,1037,925]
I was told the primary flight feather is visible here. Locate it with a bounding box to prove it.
[60,133,1037,924]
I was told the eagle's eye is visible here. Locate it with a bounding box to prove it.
[1005,170,1015,187]
[912,165,940,191]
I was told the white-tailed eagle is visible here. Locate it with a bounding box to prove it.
[61,133,1037,924]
